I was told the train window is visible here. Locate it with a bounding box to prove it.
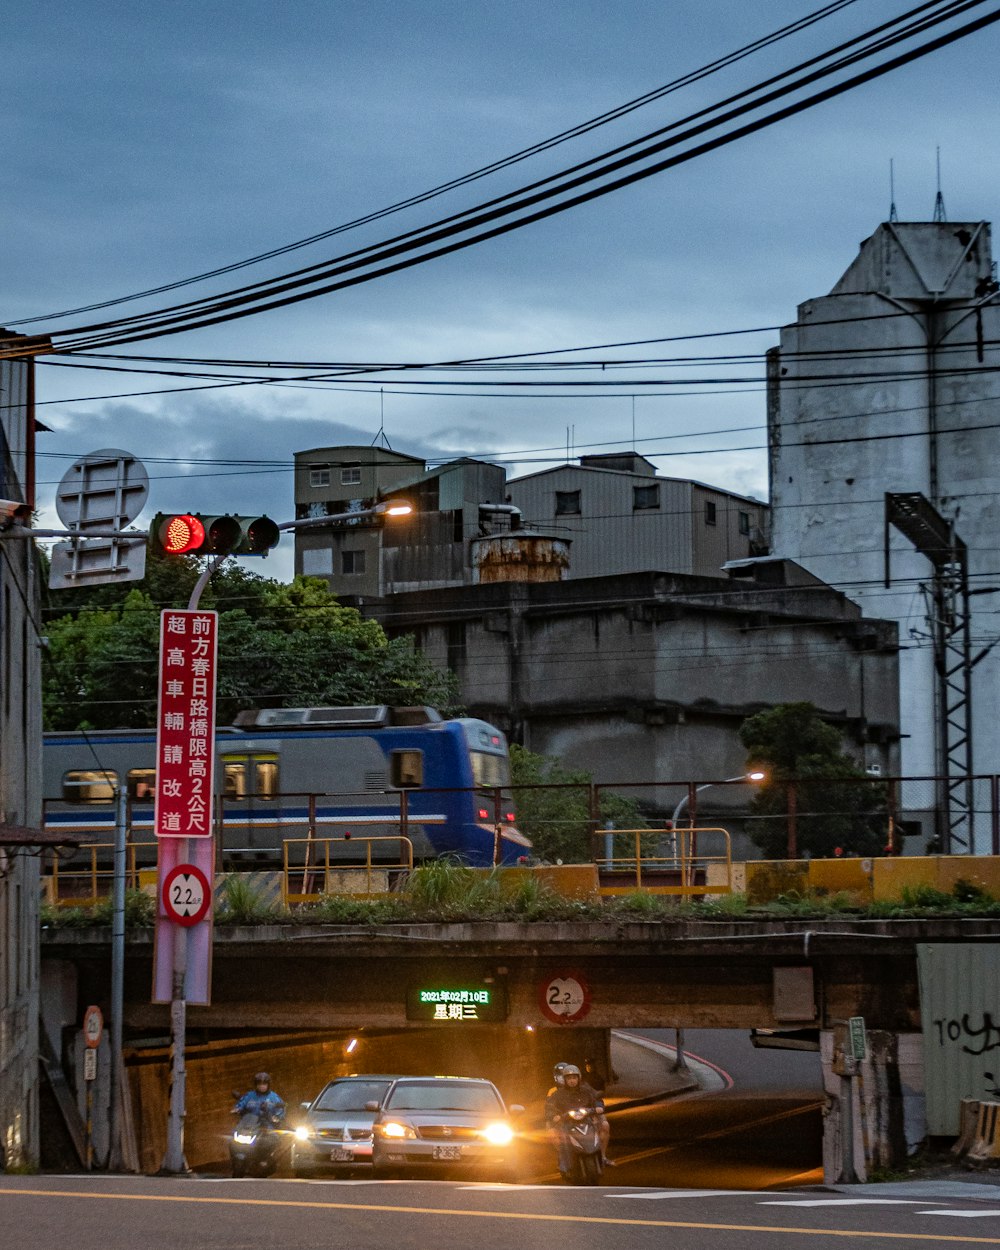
[63,769,118,804]
[223,759,247,800]
[254,758,279,798]
[221,753,278,800]
[390,750,424,788]
[470,751,510,788]
[127,769,157,802]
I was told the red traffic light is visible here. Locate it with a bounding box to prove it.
[159,514,206,555]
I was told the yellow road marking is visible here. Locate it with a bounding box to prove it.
[1,1186,999,1244]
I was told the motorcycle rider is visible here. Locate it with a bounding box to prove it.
[544,1062,612,1176]
[233,1071,286,1126]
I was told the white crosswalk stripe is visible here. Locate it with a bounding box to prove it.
[760,1198,927,1207]
[608,1189,764,1200]
[919,1209,1000,1218]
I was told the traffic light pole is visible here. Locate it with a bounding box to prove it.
[161,553,228,1176]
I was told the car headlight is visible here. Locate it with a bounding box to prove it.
[294,1126,312,1142]
[379,1121,416,1139]
[481,1122,514,1146]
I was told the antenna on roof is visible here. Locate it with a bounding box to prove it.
[933,147,947,223]
[371,388,393,449]
[889,158,898,223]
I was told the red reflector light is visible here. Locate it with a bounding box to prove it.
[505,812,515,822]
[478,808,490,820]
[162,514,205,555]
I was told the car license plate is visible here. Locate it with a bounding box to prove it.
[330,1148,353,1162]
[432,1145,462,1161]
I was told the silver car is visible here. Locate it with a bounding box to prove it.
[292,1075,402,1178]
[370,1076,523,1181]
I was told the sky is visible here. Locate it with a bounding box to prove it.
[4,0,1000,581]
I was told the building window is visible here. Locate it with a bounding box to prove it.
[301,548,333,576]
[342,549,366,575]
[555,490,581,516]
[341,466,362,485]
[309,467,331,488]
[738,510,751,535]
[633,484,660,510]
[704,500,717,526]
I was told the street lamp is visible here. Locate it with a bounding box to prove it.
[276,499,414,531]
[670,771,766,830]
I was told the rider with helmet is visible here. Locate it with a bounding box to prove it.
[233,1071,286,1125]
[544,1062,612,1175]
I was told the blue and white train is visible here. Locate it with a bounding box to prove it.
[43,705,529,869]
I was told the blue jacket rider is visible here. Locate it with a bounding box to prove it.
[234,1071,286,1123]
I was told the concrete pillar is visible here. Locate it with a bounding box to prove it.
[821,1028,925,1183]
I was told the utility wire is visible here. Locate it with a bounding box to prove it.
[7,1,991,352]
[5,1,859,326]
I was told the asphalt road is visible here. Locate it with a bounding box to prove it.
[588,1027,824,1190]
[3,1173,1000,1250]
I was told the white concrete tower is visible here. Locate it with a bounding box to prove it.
[769,221,1000,851]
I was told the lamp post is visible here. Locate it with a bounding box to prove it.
[670,771,766,831]
[276,499,413,532]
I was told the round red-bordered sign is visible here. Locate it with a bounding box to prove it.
[83,1004,104,1049]
[539,970,591,1024]
[161,863,212,927]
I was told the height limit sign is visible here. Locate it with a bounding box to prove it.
[162,862,212,926]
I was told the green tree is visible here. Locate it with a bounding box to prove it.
[510,744,645,864]
[738,702,886,859]
[43,570,459,730]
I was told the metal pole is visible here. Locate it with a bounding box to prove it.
[786,782,798,860]
[841,1072,857,1183]
[162,898,189,1174]
[107,785,127,1169]
[673,1027,688,1072]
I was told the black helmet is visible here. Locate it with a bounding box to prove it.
[254,1071,271,1087]
[553,1061,569,1086]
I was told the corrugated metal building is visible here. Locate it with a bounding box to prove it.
[506,452,769,580]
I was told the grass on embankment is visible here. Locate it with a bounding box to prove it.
[39,861,1000,929]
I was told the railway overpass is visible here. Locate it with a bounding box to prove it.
[40,916,999,1179]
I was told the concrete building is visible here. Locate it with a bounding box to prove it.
[0,331,44,1169]
[373,559,900,845]
[506,452,769,579]
[293,446,512,598]
[768,220,1000,850]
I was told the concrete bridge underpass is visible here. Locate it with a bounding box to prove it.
[40,917,995,1180]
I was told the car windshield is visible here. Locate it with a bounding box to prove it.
[313,1080,393,1112]
[384,1081,504,1114]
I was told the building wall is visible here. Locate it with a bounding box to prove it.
[507,465,767,580]
[375,569,900,836]
[0,343,43,1169]
[768,222,1000,847]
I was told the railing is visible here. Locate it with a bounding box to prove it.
[594,826,732,896]
[282,835,415,904]
[43,835,157,907]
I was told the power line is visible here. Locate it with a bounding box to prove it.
[8,1,993,352]
[6,1,860,326]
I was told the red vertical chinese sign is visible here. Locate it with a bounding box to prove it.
[152,609,218,1006]
[153,609,217,839]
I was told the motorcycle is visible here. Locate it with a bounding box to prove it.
[230,1108,285,1178]
[554,1103,605,1185]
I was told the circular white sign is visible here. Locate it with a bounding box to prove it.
[83,1004,104,1049]
[539,972,591,1023]
[162,863,212,926]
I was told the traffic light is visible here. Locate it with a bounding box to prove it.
[151,513,281,557]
